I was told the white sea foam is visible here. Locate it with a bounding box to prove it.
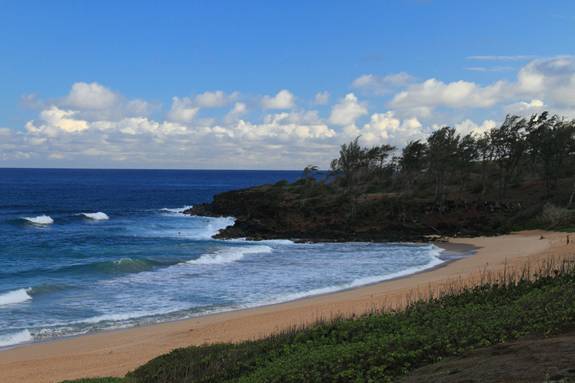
[196,216,235,239]
[38,244,443,336]
[0,244,447,342]
[81,312,154,324]
[258,245,445,305]
[227,238,295,245]
[0,330,33,347]
[258,239,295,245]
[0,288,32,306]
[80,212,109,220]
[159,206,193,214]
[187,245,273,265]
[23,215,53,225]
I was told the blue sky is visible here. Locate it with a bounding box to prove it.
[1,0,574,169]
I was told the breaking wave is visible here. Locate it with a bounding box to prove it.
[22,215,53,225]
[0,288,32,306]
[0,330,33,347]
[159,206,193,215]
[80,212,109,220]
[81,311,160,324]
[187,245,273,265]
[69,258,173,275]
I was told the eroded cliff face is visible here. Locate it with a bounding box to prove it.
[185,183,522,242]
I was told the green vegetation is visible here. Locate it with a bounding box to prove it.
[327,112,575,205]
[65,257,575,383]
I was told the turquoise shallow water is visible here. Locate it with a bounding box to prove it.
[0,169,444,348]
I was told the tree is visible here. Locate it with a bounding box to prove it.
[368,144,396,170]
[427,127,460,202]
[303,164,319,180]
[490,115,528,199]
[399,140,428,193]
[326,112,575,206]
[526,113,575,195]
[330,137,364,187]
[476,132,495,197]
[455,134,478,193]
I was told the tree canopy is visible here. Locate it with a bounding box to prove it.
[309,112,575,204]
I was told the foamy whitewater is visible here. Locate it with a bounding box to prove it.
[0,289,32,306]
[23,215,54,225]
[0,169,456,348]
[80,212,110,220]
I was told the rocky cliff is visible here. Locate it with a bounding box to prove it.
[185,182,523,242]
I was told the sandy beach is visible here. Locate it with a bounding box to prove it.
[1,230,572,383]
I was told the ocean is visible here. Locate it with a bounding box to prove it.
[0,168,445,348]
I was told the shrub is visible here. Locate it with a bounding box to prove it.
[539,203,575,228]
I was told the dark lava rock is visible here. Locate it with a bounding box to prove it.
[184,183,522,242]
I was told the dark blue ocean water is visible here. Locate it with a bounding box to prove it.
[0,169,443,347]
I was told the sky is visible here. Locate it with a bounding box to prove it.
[1,0,574,169]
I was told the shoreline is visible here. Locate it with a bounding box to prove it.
[0,231,568,383]
[0,242,465,351]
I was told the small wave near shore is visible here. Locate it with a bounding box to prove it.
[187,245,273,265]
[0,329,33,348]
[0,243,447,347]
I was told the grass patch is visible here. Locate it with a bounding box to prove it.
[65,257,575,383]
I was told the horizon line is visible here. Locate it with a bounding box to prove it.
[0,166,306,172]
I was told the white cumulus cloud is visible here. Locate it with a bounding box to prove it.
[505,99,545,114]
[11,57,575,169]
[391,78,508,111]
[355,112,425,147]
[261,90,295,109]
[64,82,120,110]
[516,57,575,106]
[352,72,413,95]
[224,102,248,122]
[167,97,199,123]
[329,93,368,126]
[26,107,89,135]
[453,119,498,136]
[194,90,238,108]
